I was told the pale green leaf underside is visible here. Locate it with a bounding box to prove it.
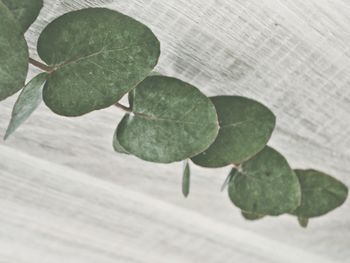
[182,160,190,197]
[112,133,129,154]
[0,2,28,101]
[4,73,47,139]
[192,96,275,168]
[37,8,160,116]
[291,169,348,218]
[228,146,301,216]
[116,76,219,163]
[2,0,43,32]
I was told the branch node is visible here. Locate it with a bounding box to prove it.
[115,102,131,112]
[29,57,54,72]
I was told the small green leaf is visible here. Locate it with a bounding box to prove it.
[182,160,190,198]
[112,133,129,154]
[0,2,28,101]
[2,0,43,32]
[4,73,47,139]
[298,217,309,228]
[228,146,301,216]
[192,96,275,167]
[37,8,160,116]
[220,168,238,192]
[241,211,264,221]
[116,76,219,163]
[291,169,348,218]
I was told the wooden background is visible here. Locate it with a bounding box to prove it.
[0,0,349,262]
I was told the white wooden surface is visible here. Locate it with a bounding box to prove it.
[0,0,349,262]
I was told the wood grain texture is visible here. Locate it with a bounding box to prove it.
[0,145,346,263]
[0,0,349,262]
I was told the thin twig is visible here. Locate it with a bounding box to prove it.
[29,57,53,72]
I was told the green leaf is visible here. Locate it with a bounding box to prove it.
[116,76,219,163]
[4,73,47,140]
[298,217,309,228]
[112,133,129,154]
[0,2,28,101]
[37,8,160,116]
[291,169,348,218]
[220,168,238,192]
[241,211,264,221]
[2,0,43,32]
[228,146,301,216]
[192,96,275,167]
[182,160,190,198]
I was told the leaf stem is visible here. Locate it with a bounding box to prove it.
[115,102,131,112]
[29,57,53,72]
[233,163,240,168]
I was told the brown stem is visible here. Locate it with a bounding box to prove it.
[29,57,53,72]
[115,102,131,112]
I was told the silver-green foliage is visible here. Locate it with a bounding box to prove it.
[228,147,301,216]
[182,160,190,198]
[5,73,47,139]
[291,169,348,225]
[2,0,43,32]
[0,5,347,228]
[115,76,219,163]
[0,2,28,101]
[37,8,160,116]
[192,96,275,167]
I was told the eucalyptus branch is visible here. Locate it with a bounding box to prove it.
[1,4,347,228]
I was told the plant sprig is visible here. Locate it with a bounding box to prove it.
[0,2,347,228]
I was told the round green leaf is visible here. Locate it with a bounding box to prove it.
[0,2,28,101]
[291,169,348,218]
[228,146,301,216]
[2,0,43,32]
[37,8,160,116]
[115,76,219,163]
[192,96,275,168]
